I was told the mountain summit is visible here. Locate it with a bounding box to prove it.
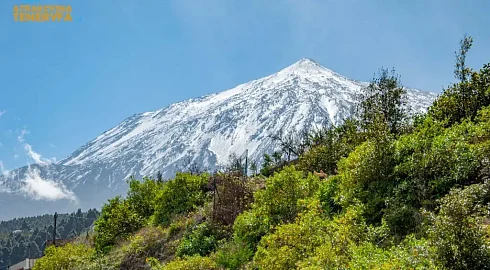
[0,59,438,220]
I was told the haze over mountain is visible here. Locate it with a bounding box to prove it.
[0,59,437,220]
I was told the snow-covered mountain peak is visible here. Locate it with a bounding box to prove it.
[276,58,341,79]
[0,58,439,220]
[284,58,322,70]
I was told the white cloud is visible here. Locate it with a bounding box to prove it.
[24,143,51,165]
[0,110,6,118]
[0,161,12,193]
[0,160,9,177]
[17,128,56,165]
[20,167,77,201]
[17,128,29,143]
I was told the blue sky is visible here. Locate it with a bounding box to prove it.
[0,0,489,171]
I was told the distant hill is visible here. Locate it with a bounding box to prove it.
[0,209,99,268]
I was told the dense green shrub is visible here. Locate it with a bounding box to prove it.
[253,200,331,270]
[215,240,254,270]
[349,235,437,269]
[336,137,395,225]
[316,175,342,217]
[176,222,217,257]
[297,119,363,175]
[118,226,175,269]
[32,243,95,270]
[126,177,162,220]
[233,166,320,248]
[149,255,218,270]
[428,182,490,269]
[94,196,145,253]
[153,172,209,226]
[387,107,490,238]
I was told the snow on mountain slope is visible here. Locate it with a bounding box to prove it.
[0,58,438,220]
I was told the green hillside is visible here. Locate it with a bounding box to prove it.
[33,36,490,270]
[0,209,99,269]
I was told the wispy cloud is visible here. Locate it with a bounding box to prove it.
[0,161,9,177]
[0,110,6,118]
[17,128,56,165]
[20,166,77,201]
[0,161,12,193]
[17,128,29,143]
[49,143,57,148]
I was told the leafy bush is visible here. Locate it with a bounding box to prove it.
[297,119,362,175]
[32,243,94,270]
[349,235,437,269]
[316,175,342,216]
[253,166,320,225]
[428,182,490,269]
[176,222,217,257]
[126,177,162,220]
[253,200,331,270]
[94,196,145,253]
[215,240,254,270]
[336,138,395,225]
[387,107,490,238]
[232,208,269,250]
[149,255,218,270]
[233,166,320,248]
[119,226,174,269]
[153,173,209,226]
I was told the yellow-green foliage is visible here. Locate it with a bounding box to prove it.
[348,235,437,269]
[429,62,490,125]
[298,119,363,175]
[94,196,145,253]
[299,144,337,175]
[336,138,395,225]
[176,222,218,257]
[39,49,490,270]
[254,200,367,270]
[153,172,209,226]
[149,255,218,270]
[233,166,320,247]
[215,239,254,270]
[32,243,94,270]
[428,182,490,269]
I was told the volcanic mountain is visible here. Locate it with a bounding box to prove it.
[0,59,438,220]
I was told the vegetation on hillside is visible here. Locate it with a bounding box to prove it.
[0,209,99,269]
[34,36,490,270]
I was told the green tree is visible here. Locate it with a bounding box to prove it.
[272,151,282,165]
[429,36,490,125]
[234,166,321,248]
[428,182,490,269]
[249,161,257,175]
[156,171,163,183]
[260,153,273,176]
[32,244,94,270]
[126,176,161,220]
[176,222,217,257]
[94,196,145,253]
[153,173,208,226]
[358,68,407,135]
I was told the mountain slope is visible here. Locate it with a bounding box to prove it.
[0,59,438,220]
